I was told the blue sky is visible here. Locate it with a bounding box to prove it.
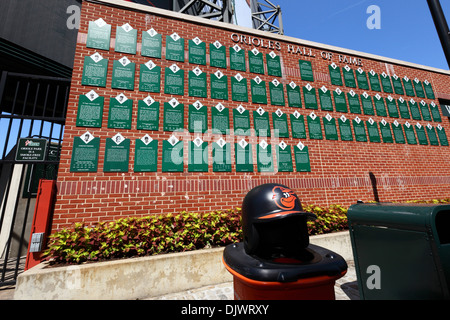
[236,0,450,70]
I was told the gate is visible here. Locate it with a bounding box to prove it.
[0,71,70,286]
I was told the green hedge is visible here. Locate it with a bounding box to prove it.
[44,199,449,265]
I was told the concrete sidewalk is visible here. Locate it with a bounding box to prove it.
[144,261,359,300]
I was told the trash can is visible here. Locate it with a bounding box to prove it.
[223,183,348,300]
[347,202,450,300]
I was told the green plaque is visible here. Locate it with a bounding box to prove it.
[303,84,318,109]
[163,98,184,132]
[248,48,264,74]
[353,117,367,142]
[189,67,207,98]
[189,101,208,133]
[166,33,185,62]
[415,123,429,145]
[269,79,285,106]
[273,109,289,138]
[134,135,158,172]
[189,37,206,65]
[380,119,393,143]
[299,60,314,82]
[343,65,356,88]
[188,137,208,172]
[81,53,108,87]
[392,120,406,144]
[235,139,253,172]
[76,90,104,128]
[211,103,230,135]
[437,125,449,146]
[137,96,160,131]
[287,82,302,108]
[230,45,246,72]
[251,76,267,104]
[141,28,162,59]
[426,124,440,146]
[329,63,343,86]
[408,99,422,120]
[392,74,404,95]
[70,132,99,172]
[276,142,293,172]
[402,76,415,97]
[115,23,137,54]
[430,102,442,122]
[420,101,432,121]
[413,78,425,98]
[423,80,435,99]
[385,96,400,118]
[403,122,417,145]
[347,90,361,114]
[373,94,387,117]
[319,86,333,111]
[356,68,369,90]
[212,138,231,172]
[294,142,311,172]
[233,105,251,136]
[139,60,161,93]
[210,70,228,100]
[323,114,338,140]
[290,111,306,139]
[338,115,353,141]
[256,140,273,172]
[333,88,348,113]
[307,112,323,140]
[86,18,111,51]
[368,70,381,92]
[361,92,375,115]
[112,57,135,90]
[103,134,129,173]
[396,97,409,119]
[380,72,393,93]
[164,64,184,96]
[107,94,133,129]
[162,136,184,172]
[210,41,227,69]
[366,118,381,143]
[267,51,282,77]
[253,107,270,137]
[231,73,248,102]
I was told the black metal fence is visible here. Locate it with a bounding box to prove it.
[0,71,70,286]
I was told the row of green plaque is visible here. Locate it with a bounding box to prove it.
[328,63,435,99]
[86,19,282,75]
[302,112,448,146]
[70,132,312,173]
[76,86,442,137]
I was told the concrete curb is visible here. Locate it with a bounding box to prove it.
[14,231,352,300]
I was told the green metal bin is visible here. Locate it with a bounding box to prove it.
[347,202,450,300]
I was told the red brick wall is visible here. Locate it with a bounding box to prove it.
[52,0,450,232]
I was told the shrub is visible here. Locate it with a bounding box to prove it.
[44,208,243,265]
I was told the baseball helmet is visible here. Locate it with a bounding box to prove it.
[241,183,316,258]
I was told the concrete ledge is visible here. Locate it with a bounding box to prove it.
[14,231,352,300]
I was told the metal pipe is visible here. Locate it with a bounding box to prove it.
[427,0,450,69]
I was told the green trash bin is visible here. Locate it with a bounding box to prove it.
[347,202,450,300]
